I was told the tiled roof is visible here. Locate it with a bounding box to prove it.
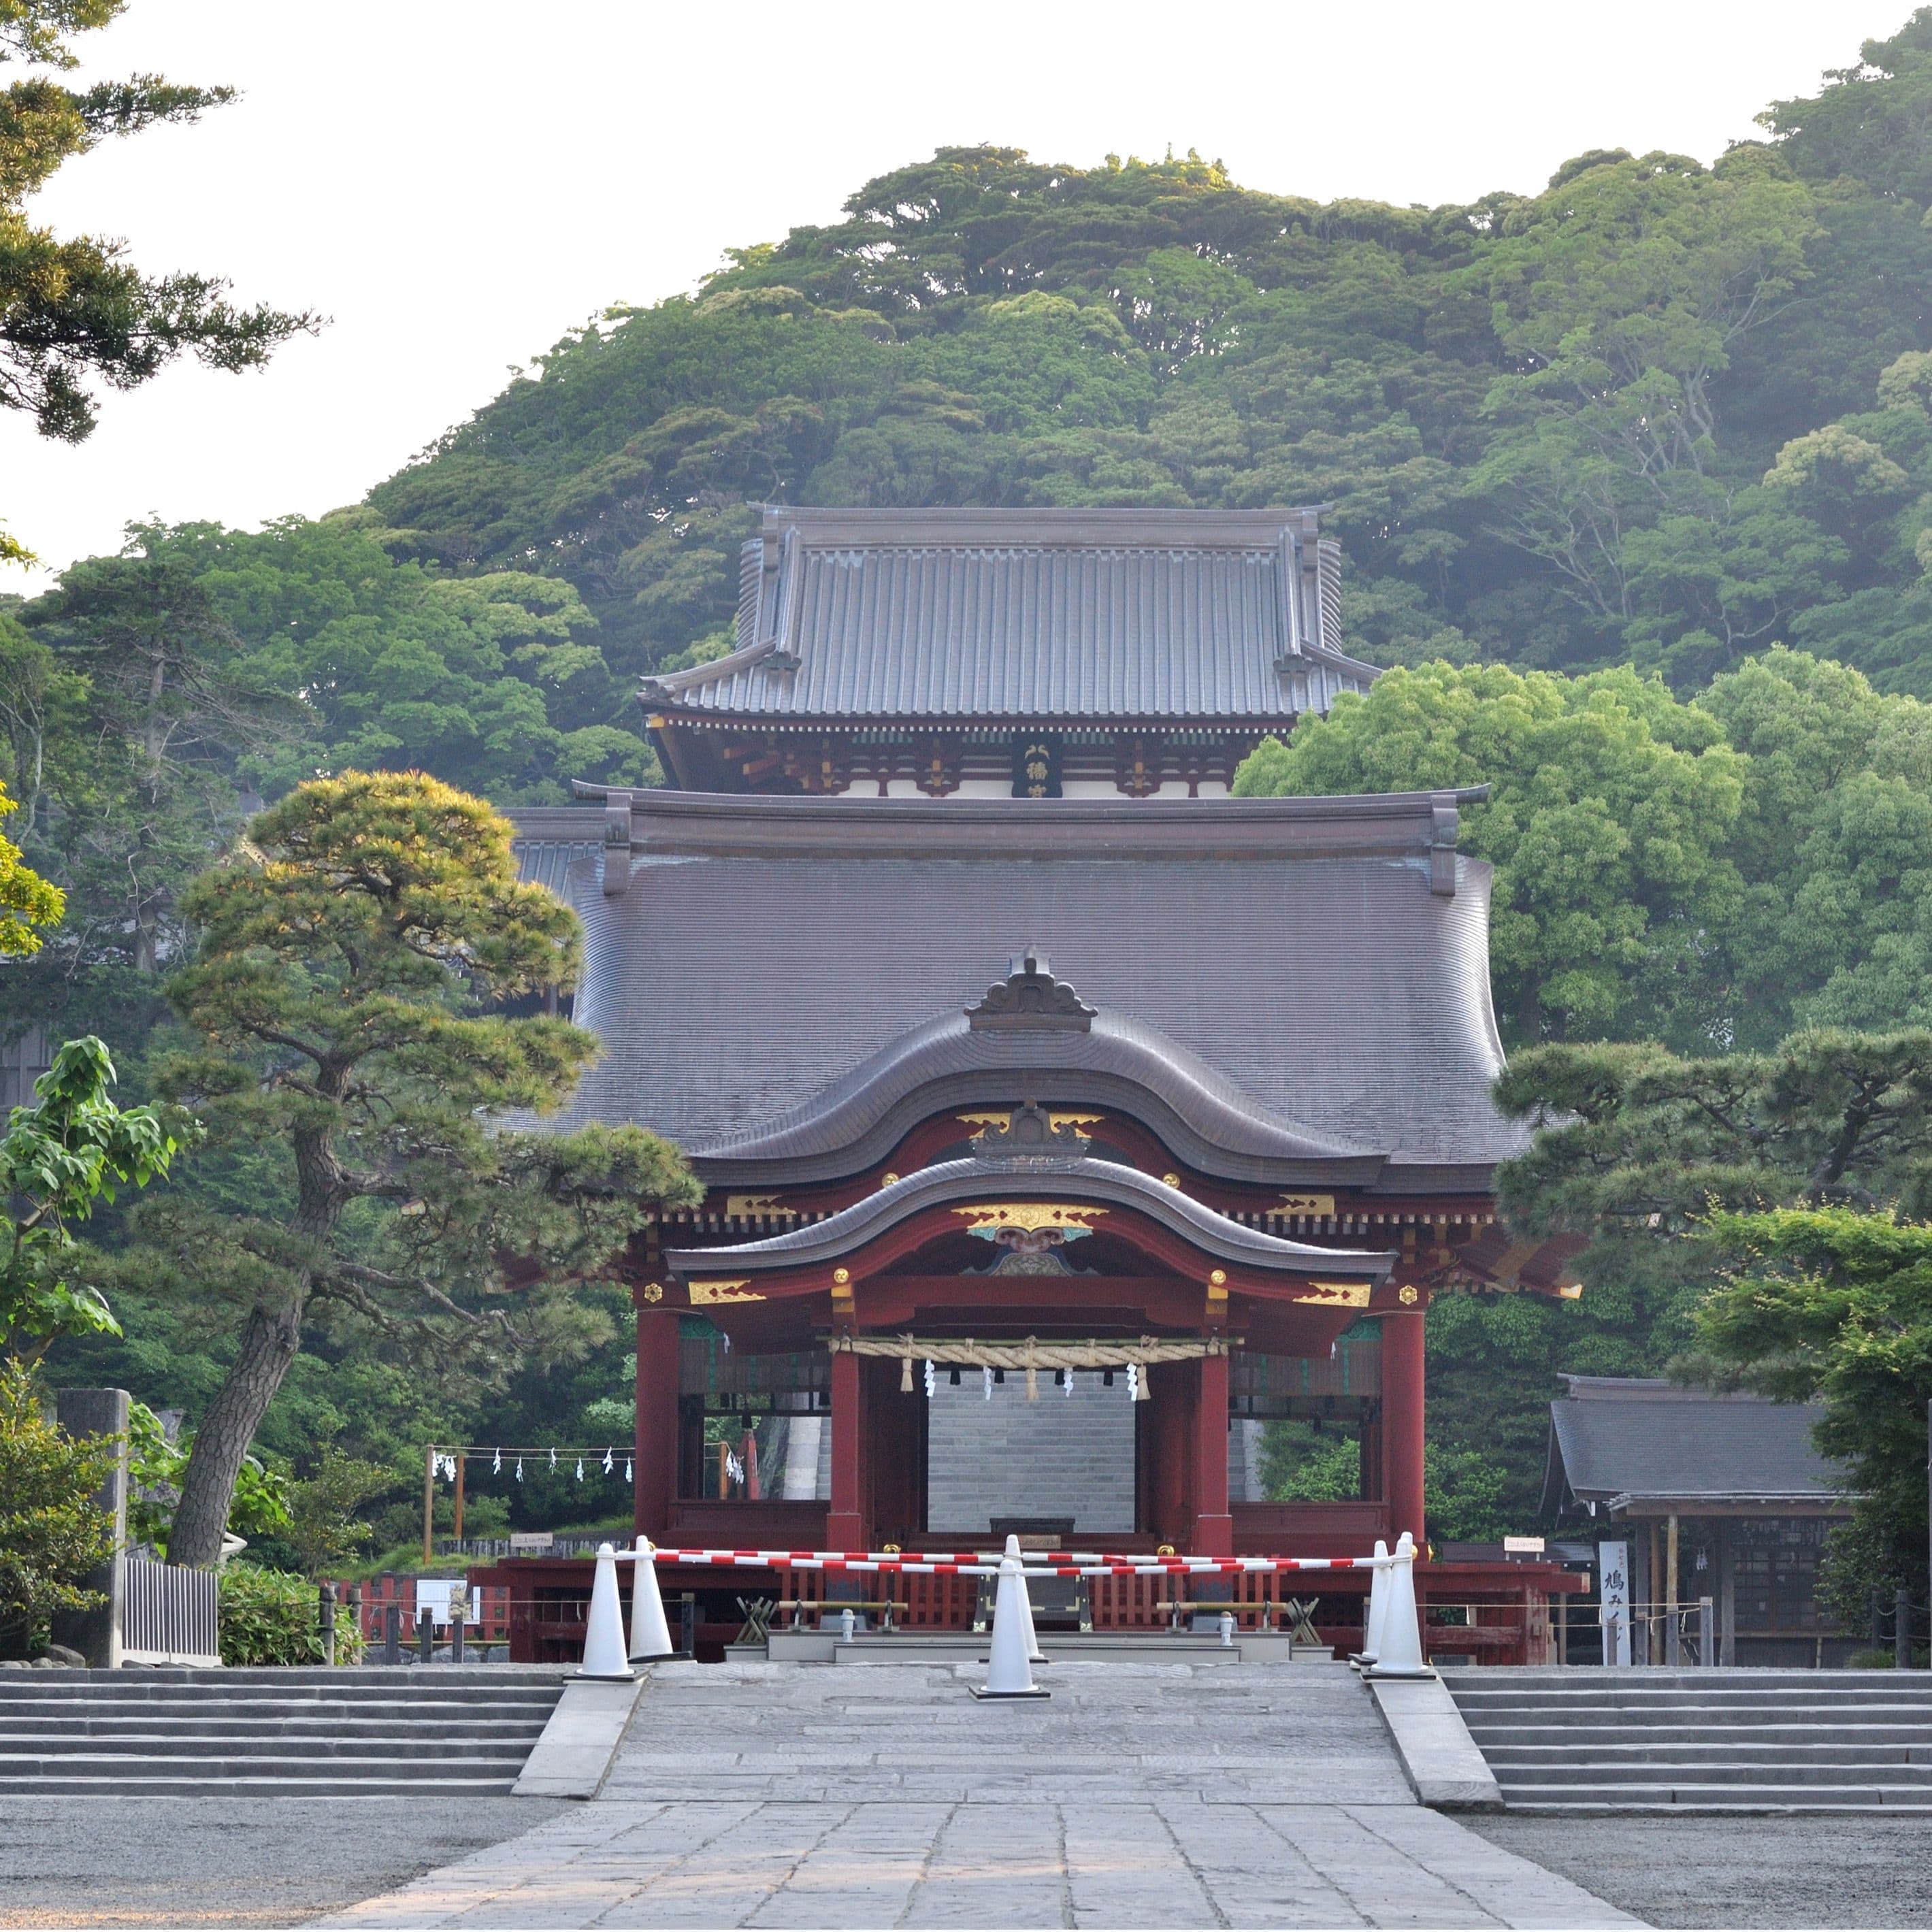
[663,1155,1395,1280]
[1549,1389,1848,1506]
[642,507,1377,725]
[509,788,1522,1188]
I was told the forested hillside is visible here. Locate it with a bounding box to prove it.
[20,12,1932,1554]
[361,15,1932,699]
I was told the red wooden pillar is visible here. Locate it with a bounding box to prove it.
[1382,1303,1426,1549]
[1192,1348,1234,1556]
[828,1345,864,1553]
[634,1303,680,1542]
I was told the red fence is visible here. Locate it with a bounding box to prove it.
[331,1573,513,1644]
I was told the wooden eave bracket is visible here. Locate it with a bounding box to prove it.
[601,789,634,896]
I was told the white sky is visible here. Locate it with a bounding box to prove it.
[0,0,1890,589]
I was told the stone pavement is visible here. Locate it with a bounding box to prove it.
[324,1660,1641,1929]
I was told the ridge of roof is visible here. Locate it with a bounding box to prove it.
[546,785,1487,877]
[663,1152,1397,1279]
[751,504,1331,546]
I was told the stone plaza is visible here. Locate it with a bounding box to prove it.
[321,1658,1635,1930]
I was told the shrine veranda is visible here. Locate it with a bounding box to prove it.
[485,506,1584,1663]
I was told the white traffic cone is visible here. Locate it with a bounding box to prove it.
[1365,1531,1430,1679]
[1356,1539,1390,1664]
[970,1551,1049,1700]
[628,1535,676,1663]
[1005,1533,1047,1663]
[578,1543,636,1681]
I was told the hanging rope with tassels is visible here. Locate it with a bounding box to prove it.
[833,1332,1237,1402]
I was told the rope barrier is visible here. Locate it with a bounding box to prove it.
[638,1546,1396,1576]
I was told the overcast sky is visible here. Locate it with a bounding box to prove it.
[0,1,1891,589]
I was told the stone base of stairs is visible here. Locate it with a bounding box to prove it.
[1445,1667,1932,1813]
[0,1665,569,1796]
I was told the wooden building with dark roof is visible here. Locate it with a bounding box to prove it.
[641,506,1377,797]
[503,505,1581,1660]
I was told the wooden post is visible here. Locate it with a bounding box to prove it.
[634,1304,680,1542]
[453,1453,466,1543]
[828,1344,862,1553]
[1667,1513,1680,1634]
[422,1445,436,1566]
[1192,1347,1234,1557]
[1381,1305,1426,1549]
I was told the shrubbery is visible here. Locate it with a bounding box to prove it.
[217,1562,363,1667]
[0,1361,115,1659]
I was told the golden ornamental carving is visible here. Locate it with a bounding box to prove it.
[1278,1193,1336,1216]
[1292,1281,1373,1308]
[688,1279,765,1305]
[950,1202,1110,1236]
[955,1109,1102,1135]
[1397,1283,1421,1306]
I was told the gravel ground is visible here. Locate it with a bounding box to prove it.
[1469,1814,1932,1930]
[0,1796,568,1929]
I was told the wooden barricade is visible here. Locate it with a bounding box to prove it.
[1090,1570,1168,1629]
[900,1571,975,1630]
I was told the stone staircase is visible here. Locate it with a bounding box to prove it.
[1444,1667,1932,1810]
[0,1666,566,1795]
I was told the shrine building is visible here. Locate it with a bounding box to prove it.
[502,505,1580,1660]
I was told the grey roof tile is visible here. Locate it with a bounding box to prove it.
[1550,1392,1848,1504]
[643,507,1378,724]
[510,789,1524,1185]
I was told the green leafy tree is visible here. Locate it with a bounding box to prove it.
[123,1400,289,1558]
[0,1356,114,1656]
[284,1446,391,1576]
[0,773,58,953]
[0,0,316,558]
[1487,1030,1932,1565]
[0,7,314,429]
[1233,661,1745,1044]
[21,532,301,974]
[148,770,699,1569]
[0,1034,180,1362]
[1698,1207,1932,1617]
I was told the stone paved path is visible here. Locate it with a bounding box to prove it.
[324,1660,1641,1929]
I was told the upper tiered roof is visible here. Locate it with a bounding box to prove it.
[640,507,1379,796]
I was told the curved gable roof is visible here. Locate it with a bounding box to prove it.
[663,1153,1395,1281]
[510,789,1526,1192]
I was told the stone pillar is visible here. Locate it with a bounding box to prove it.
[1381,1305,1426,1550]
[50,1387,129,1668]
[828,1345,863,1554]
[1191,1349,1234,1557]
[633,1303,680,1542]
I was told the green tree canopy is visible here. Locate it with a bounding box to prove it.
[1697,1205,1932,1614]
[0,1033,178,1362]
[0,0,315,559]
[1233,661,1745,1043]
[146,770,698,1568]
